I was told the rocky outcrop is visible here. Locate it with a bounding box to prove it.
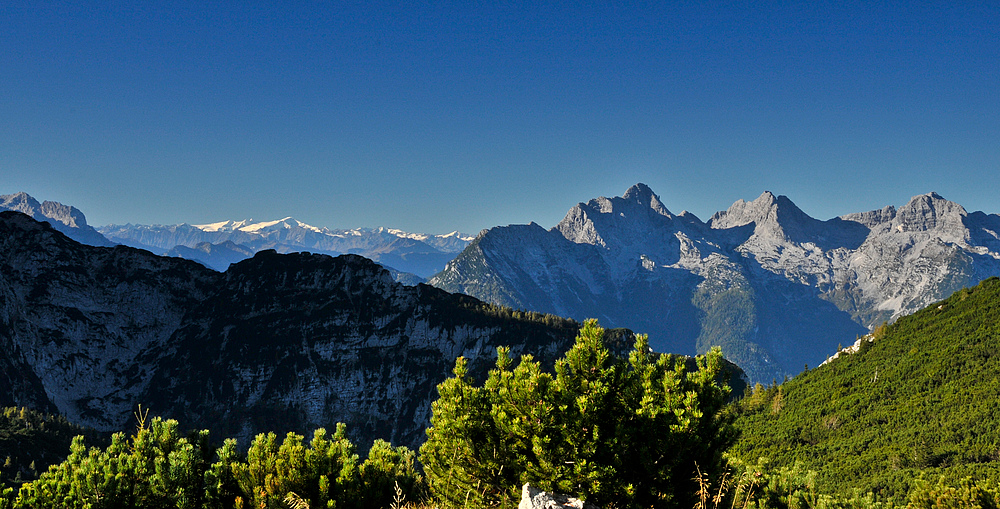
[519,484,599,509]
[431,184,1000,383]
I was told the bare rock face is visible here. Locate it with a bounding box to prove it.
[519,484,599,509]
[432,185,1000,383]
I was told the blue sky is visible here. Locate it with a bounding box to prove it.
[3,2,998,234]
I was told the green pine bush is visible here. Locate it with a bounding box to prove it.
[419,319,737,509]
[6,415,423,509]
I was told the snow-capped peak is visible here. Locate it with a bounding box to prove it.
[192,219,255,232]
[383,228,474,242]
[238,217,323,233]
[194,218,325,234]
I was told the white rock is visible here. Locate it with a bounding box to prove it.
[519,483,598,509]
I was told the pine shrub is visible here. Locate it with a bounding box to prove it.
[419,319,737,508]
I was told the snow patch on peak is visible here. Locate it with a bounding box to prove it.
[440,231,475,241]
[195,218,329,235]
[193,219,254,232]
[234,218,324,234]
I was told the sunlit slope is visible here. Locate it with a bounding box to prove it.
[731,277,1000,497]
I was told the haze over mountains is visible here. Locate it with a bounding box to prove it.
[99,219,473,279]
[431,184,1000,383]
[0,191,472,281]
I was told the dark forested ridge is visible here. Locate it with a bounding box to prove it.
[0,407,104,488]
[730,276,1000,498]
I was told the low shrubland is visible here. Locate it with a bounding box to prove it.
[5,304,1000,508]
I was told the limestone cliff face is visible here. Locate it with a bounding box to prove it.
[431,185,1000,383]
[0,211,579,449]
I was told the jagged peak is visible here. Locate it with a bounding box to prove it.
[895,192,967,232]
[39,200,88,228]
[622,183,672,216]
[902,191,956,208]
[622,183,654,200]
[676,210,704,224]
[840,205,897,228]
[1,191,42,212]
[1,191,36,202]
[709,191,809,230]
[1,192,95,231]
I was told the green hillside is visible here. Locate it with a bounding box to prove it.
[730,276,1000,499]
[0,407,103,488]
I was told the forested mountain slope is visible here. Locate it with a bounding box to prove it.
[730,277,1000,497]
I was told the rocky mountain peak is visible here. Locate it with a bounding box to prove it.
[1,192,88,229]
[555,184,678,249]
[840,205,897,228]
[622,183,672,216]
[708,191,811,233]
[433,185,1000,384]
[1,192,43,220]
[0,192,112,247]
[894,192,967,232]
[39,201,89,228]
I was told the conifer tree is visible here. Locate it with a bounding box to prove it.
[419,319,736,509]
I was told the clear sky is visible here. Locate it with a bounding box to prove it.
[3,2,998,234]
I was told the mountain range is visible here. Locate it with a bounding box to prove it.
[0,191,472,281]
[98,218,472,279]
[430,184,1000,383]
[10,185,997,385]
[0,210,587,449]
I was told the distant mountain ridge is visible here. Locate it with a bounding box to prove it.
[99,218,473,277]
[431,184,1000,383]
[0,192,112,247]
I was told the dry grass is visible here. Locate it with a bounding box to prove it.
[694,464,759,509]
